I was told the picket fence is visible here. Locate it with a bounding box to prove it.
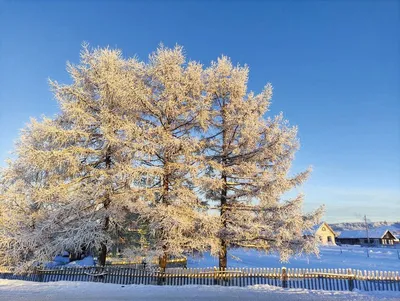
[106,257,187,269]
[1,266,399,292]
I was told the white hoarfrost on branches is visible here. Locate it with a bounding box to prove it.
[120,45,217,267]
[0,45,146,268]
[0,44,322,271]
[201,56,323,268]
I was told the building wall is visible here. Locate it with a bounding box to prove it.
[315,224,336,245]
[336,238,359,245]
[337,237,395,246]
[359,238,379,246]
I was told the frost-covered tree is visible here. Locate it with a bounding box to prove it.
[201,57,323,269]
[122,46,216,270]
[0,119,109,268]
[0,45,215,270]
[0,45,145,267]
[0,45,322,271]
[0,140,50,268]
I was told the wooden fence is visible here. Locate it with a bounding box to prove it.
[106,257,187,269]
[1,267,399,292]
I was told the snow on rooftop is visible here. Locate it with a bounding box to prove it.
[337,229,390,239]
[373,225,400,235]
[303,222,334,236]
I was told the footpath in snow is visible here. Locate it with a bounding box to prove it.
[0,280,399,301]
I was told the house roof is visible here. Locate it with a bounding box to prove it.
[337,228,394,239]
[303,222,336,236]
[373,225,400,235]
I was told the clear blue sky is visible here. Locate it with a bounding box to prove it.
[1,0,399,223]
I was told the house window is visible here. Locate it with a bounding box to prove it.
[321,227,326,231]
[327,236,332,242]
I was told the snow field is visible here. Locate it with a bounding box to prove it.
[188,245,400,272]
[0,280,399,301]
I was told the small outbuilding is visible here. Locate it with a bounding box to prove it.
[303,222,336,245]
[336,228,397,246]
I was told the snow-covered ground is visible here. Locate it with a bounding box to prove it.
[0,280,399,301]
[1,245,399,300]
[188,245,400,271]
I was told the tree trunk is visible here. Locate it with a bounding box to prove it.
[99,216,110,266]
[158,163,169,271]
[219,172,228,270]
[69,252,79,262]
[99,239,108,266]
[158,164,169,283]
[159,251,168,272]
[219,108,228,270]
[219,238,227,270]
[158,249,168,285]
[99,150,111,266]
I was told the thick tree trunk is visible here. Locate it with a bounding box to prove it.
[99,151,111,266]
[219,109,228,270]
[158,156,169,272]
[158,249,168,285]
[99,215,110,266]
[219,239,227,270]
[159,251,168,272]
[163,170,169,205]
[158,160,170,284]
[219,172,228,270]
[99,240,108,266]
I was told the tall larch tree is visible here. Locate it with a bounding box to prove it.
[202,57,323,269]
[0,124,56,269]
[0,118,112,269]
[125,46,216,270]
[0,45,217,270]
[0,45,145,268]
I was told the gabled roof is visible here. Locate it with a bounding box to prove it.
[303,222,336,236]
[373,225,400,236]
[337,228,395,239]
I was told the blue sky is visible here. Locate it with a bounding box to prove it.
[1,1,399,222]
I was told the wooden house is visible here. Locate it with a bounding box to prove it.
[336,228,397,246]
[303,222,336,245]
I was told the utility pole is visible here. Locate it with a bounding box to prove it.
[364,215,370,245]
[364,214,370,258]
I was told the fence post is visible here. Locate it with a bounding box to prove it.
[281,267,288,288]
[213,267,218,286]
[347,269,354,291]
[33,267,43,282]
[38,269,44,282]
[157,270,165,286]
